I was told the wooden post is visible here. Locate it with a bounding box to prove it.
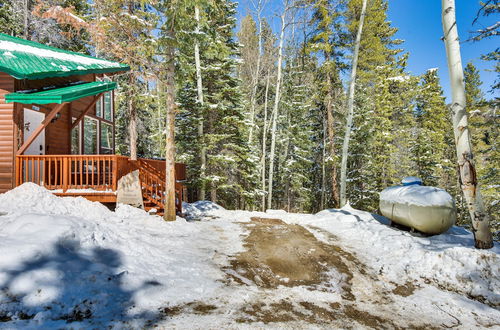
[15,156,21,186]
[112,155,118,191]
[62,157,69,191]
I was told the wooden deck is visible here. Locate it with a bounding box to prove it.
[15,155,186,214]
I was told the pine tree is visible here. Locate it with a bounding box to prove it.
[413,69,453,187]
[344,0,412,211]
[176,0,258,208]
[308,0,345,208]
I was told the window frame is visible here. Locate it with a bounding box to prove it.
[83,116,99,155]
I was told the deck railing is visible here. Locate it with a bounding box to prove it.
[15,155,187,213]
[16,155,129,191]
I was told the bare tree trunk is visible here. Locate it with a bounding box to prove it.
[128,76,138,160]
[326,69,339,207]
[261,71,271,211]
[163,28,177,222]
[320,120,327,210]
[267,11,286,210]
[340,0,368,207]
[211,188,217,203]
[248,1,263,145]
[194,5,206,201]
[23,0,29,39]
[157,83,164,157]
[441,0,493,249]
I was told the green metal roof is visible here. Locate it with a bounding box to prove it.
[0,33,130,80]
[5,81,116,104]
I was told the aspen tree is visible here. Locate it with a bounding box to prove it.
[340,0,368,207]
[267,3,288,209]
[441,0,493,248]
[194,4,206,201]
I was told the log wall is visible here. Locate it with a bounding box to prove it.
[0,73,15,193]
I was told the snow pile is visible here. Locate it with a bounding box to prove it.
[182,200,226,220]
[0,184,243,327]
[0,183,112,221]
[380,184,455,207]
[298,206,500,306]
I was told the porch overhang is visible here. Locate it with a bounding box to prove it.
[5,81,116,105]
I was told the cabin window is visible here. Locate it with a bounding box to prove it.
[96,76,113,122]
[96,97,103,118]
[100,122,113,154]
[71,118,81,154]
[103,91,113,121]
[83,117,98,154]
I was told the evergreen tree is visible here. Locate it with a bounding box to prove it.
[344,0,412,211]
[413,69,454,187]
[176,0,258,208]
[307,0,345,207]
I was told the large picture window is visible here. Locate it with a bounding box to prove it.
[83,117,98,154]
[71,118,81,154]
[100,122,113,154]
[96,96,103,118]
[103,91,113,121]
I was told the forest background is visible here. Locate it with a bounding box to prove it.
[0,0,498,238]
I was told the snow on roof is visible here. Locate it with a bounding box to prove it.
[0,33,129,79]
[0,40,120,68]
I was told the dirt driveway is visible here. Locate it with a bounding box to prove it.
[157,217,446,329]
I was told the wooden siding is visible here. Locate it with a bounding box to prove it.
[0,72,115,193]
[0,72,15,193]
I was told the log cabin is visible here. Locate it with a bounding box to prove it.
[0,33,186,215]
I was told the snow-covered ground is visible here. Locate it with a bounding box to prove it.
[0,184,498,328]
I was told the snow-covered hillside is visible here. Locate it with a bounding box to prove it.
[0,184,498,328]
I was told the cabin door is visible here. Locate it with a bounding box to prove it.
[23,109,45,155]
[23,109,45,184]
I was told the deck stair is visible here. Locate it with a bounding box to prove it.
[137,159,183,216]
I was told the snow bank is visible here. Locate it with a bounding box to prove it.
[0,184,243,327]
[294,206,500,307]
[182,200,225,220]
[380,184,454,207]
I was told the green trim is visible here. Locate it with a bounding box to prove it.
[5,81,117,105]
[0,33,130,79]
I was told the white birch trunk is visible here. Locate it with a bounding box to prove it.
[261,71,271,211]
[267,11,286,210]
[339,0,368,207]
[23,0,28,39]
[441,0,493,249]
[194,5,207,201]
[248,1,263,145]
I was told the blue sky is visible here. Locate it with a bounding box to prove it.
[236,0,498,101]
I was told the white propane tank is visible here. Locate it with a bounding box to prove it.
[379,177,456,235]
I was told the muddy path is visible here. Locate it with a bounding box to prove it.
[156,217,495,329]
[219,217,432,328]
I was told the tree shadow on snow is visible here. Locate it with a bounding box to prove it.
[0,239,164,327]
